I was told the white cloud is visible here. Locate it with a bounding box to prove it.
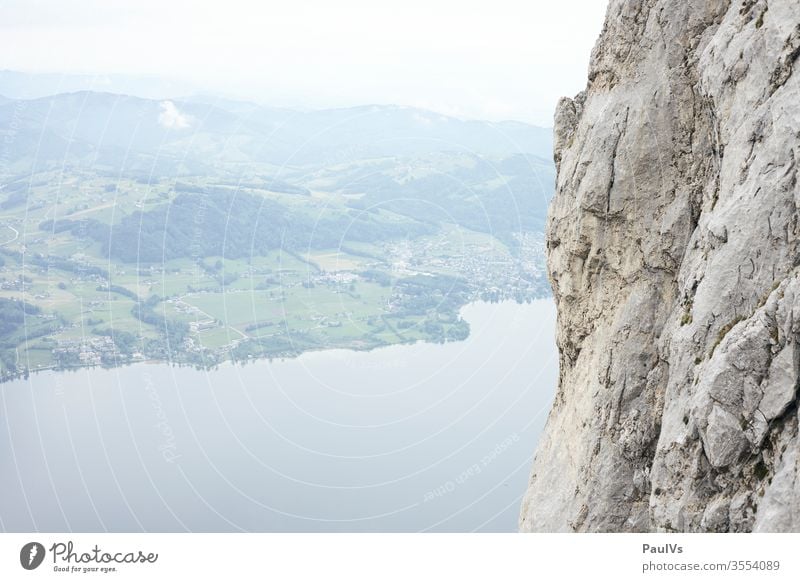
[158,100,192,129]
[412,112,433,125]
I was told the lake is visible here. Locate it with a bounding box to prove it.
[0,300,557,532]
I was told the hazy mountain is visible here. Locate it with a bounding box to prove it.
[0,88,555,247]
[0,69,198,101]
[202,101,555,163]
[0,89,553,174]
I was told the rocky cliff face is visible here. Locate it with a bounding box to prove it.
[520,0,800,532]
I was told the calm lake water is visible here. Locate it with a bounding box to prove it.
[0,300,557,532]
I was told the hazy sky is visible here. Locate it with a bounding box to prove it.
[0,0,608,125]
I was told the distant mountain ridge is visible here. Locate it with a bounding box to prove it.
[0,89,553,181]
[0,84,555,251]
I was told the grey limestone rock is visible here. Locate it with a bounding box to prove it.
[520,0,800,532]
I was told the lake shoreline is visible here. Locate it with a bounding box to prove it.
[0,298,550,385]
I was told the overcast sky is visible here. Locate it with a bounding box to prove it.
[0,0,607,125]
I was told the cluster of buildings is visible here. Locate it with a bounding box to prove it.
[0,275,29,291]
[53,336,134,366]
[384,231,550,301]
